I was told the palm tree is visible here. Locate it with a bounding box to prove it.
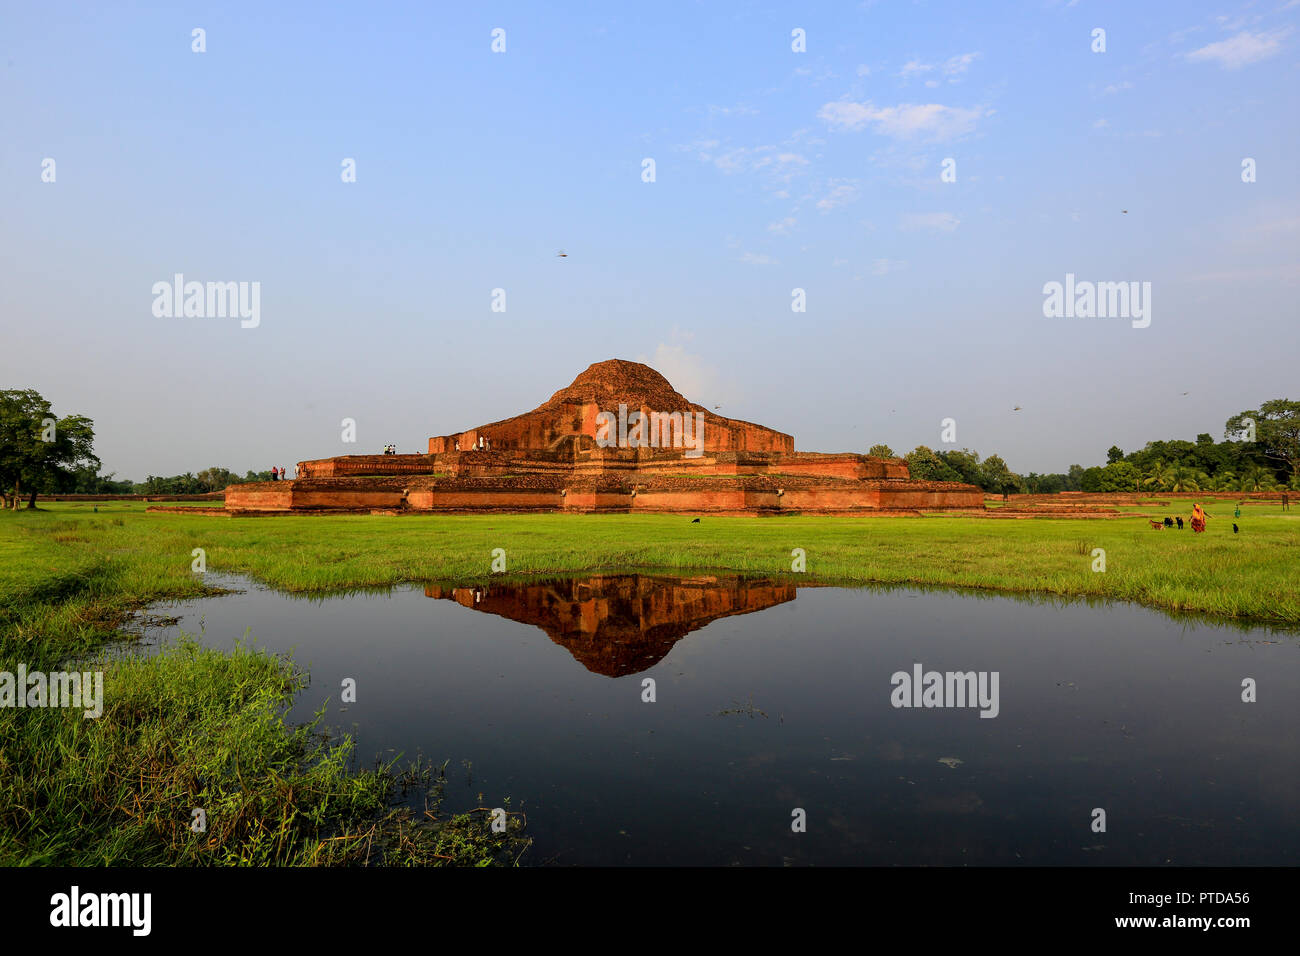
[1208,471,1236,492]
[1141,460,1169,491]
[1239,463,1278,492]
[1167,463,1202,493]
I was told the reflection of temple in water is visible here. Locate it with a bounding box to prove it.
[424,574,800,677]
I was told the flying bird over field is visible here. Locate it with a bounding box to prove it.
[556,250,568,257]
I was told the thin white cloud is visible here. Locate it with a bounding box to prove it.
[871,258,907,275]
[819,100,990,141]
[899,52,979,83]
[738,251,779,265]
[1103,80,1134,94]
[767,217,797,235]
[900,212,961,232]
[942,52,980,77]
[816,179,861,211]
[1185,29,1289,68]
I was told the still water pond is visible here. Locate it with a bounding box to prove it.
[135,574,1298,866]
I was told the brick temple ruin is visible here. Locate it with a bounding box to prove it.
[224,359,984,515]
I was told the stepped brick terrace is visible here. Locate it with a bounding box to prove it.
[223,359,985,515]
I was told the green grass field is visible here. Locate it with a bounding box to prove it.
[1,499,1295,866]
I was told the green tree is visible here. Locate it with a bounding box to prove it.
[936,448,984,487]
[1097,461,1141,492]
[1106,445,1125,464]
[1207,471,1237,492]
[1226,400,1300,482]
[905,446,962,483]
[981,454,1023,496]
[196,466,238,492]
[1238,462,1279,492]
[1079,466,1105,492]
[866,444,895,458]
[1143,460,1202,493]
[0,389,99,508]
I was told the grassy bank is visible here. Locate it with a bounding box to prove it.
[0,505,529,866]
[2,499,1295,865]
[16,497,1298,623]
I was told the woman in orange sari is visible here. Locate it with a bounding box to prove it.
[1190,502,1210,533]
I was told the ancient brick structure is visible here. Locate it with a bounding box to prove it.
[424,575,799,676]
[225,359,984,515]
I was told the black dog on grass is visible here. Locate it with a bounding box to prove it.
[691,517,701,524]
[1176,516,1183,530]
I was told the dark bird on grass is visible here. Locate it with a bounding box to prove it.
[1233,523,1239,533]
[691,517,701,524]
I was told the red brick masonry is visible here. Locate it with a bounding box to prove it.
[226,360,984,515]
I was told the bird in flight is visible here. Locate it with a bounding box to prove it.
[1121,210,1128,214]
[1013,405,1023,411]
[556,250,568,257]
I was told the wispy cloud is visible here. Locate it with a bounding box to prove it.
[738,251,779,265]
[1103,80,1133,94]
[870,258,908,275]
[898,52,980,84]
[685,141,810,184]
[900,212,961,233]
[1185,28,1289,68]
[819,100,990,141]
[816,179,861,211]
[767,217,797,235]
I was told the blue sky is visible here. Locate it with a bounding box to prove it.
[3,0,1297,478]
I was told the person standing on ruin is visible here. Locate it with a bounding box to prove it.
[271,466,279,481]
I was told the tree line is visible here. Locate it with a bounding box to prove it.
[5,387,1296,508]
[868,398,1300,496]
[1,388,272,508]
